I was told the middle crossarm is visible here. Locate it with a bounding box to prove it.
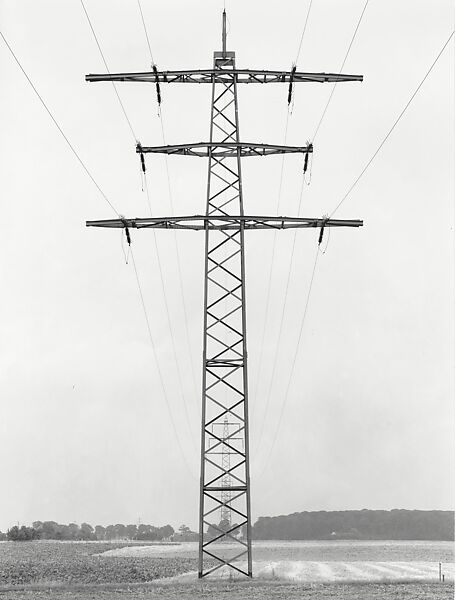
[136,142,313,158]
[86,215,363,230]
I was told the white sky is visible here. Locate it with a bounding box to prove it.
[0,0,453,532]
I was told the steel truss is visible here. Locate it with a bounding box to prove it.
[136,142,312,158]
[87,215,363,231]
[85,10,363,580]
[86,68,363,85]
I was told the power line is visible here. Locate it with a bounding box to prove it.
[0,29,119,217]
[137,0,155,64]
[159,111,200,404]
[254,242,321,479]
[250,110,290,419]
[252,0,313,424]
[142,170,198,446]
[253,175,306,457]
[134,4,200,406]
[329,29,454,218]
[312,0,370,142]
[0,26,196,476]
[82,1,197,442]
[295,0,314,65]
[254,28,455,475]
[253,0,367,452]
[130,247,197,477]
[79,0,137,143]
[253,1,315,417]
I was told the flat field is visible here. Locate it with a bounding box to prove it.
[0,541,453,600]
[0,580,453,600]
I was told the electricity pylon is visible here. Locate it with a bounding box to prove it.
[86,11,363,578]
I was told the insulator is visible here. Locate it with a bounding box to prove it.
[304,153,309,173]
[125,227,131,246]
[137,142,146,173]
[120,218,131,246]
[287,65,296,105]
[153,64,162,105]
[318,220,327,245]
[304,143,313,173]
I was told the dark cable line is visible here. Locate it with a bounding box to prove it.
[137,0,155,64]
[134,2,200,405]
[130,247,197,477]
[253,1,315,417]
[0,29,119,217]
[255,29,455,474]
[312,0,370,142]
[253,174,306,457]
[330,29,454,218]
[81,1,196,438]
[142,169,198,446]
[251,111,290,418]
[255,242,321,479]
[159,112,200,403]
[79,0,137,143]
[1,22,198,476]
[82,0,197,442]
[295,0,314,65]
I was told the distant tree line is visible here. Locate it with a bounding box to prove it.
[252,510,454,541]
[4,521,174,542]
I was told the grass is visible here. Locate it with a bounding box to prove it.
[0,580,453,599]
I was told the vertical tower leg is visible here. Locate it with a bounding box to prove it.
[198,48,252,578]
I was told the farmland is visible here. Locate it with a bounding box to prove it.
[0,541,453,599]
[0,541,206,586]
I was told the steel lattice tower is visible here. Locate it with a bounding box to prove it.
[198,32,253,575]
[86,10,363,579]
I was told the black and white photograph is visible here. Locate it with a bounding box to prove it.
[0,1,453,598]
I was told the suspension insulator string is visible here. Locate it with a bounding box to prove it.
[120,218,132,246]
[152,63,162,112]
[287,64,296,106]
[136,141,146,191]
[120,217,132,264]
[318,215,328,246]
[303,142,313,184]
[306,150,313,185]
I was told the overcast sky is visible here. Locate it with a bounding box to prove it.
[0,0,453,532]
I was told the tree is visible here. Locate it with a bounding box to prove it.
[113,524,127,539]
[7,525,37,541]
[80,523,95,540]
[126,524,138,540]
[67,523,80,540]
[105,525,116,540]
[159,525,174,539]
[95,525,106,540]
[32,521,43,537]
[41,521,59,539]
